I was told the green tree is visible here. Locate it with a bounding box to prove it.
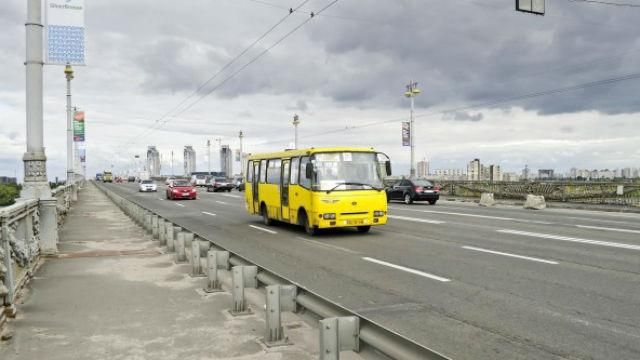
[0,184,20,206]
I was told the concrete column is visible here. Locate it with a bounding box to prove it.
[1,224,16,308]
[21,0,51,200]
[165,224,174,251]
[191,237,201,276]
[144,213,152,232]
[38,198,58,255]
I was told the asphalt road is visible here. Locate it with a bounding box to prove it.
[102,182,640,360]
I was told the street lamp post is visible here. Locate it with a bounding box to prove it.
[404,81,421,178]
[292,114,300,149]
[239,130,244,178]
[207,139,211,175]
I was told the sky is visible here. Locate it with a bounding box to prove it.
[1,0,639,181]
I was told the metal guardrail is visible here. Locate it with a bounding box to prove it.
[95,181,450,360]
[437,181,640,206]
[1,181,82,324]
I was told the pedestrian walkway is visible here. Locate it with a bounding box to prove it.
[0,183,318,360]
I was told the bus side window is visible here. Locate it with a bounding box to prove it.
[290,157,299,185]
[299,156,310,188]
[267,159,281,185]
[246,161,253,182]
[260,160,267,183]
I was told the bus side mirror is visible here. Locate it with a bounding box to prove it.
[305,162,313,179]
[385,161,392,176]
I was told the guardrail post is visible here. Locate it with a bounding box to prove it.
[204,250,229,293]
[165,224,174,251]
[264,284,296,347]
[190,236,204,277]
[183,232,194,262]
[169,226,180,253]
[230,265,257,316]
[175,232,187,263]
[158,219,167,246]
[144,212,152,233]
[151,215,159,240]
[1,222,17,317]
[320,316,360,360]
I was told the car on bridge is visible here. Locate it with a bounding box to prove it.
[166,179,197,200]
[138,180,158,192]
[206,177,234,192]
[386,178,440,204]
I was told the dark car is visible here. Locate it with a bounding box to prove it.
[127,176,136,182]
[386,178,440,205]
[166,180,197,200]
[206,177,234,192]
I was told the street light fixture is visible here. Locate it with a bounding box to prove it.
[404,81,421,178]
[292,114,300,149]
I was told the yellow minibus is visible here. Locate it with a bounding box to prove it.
[245,147,391,235]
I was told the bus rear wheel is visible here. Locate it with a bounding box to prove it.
[261,204,273,226]
[357,226,371,233]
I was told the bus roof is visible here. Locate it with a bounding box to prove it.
[247,147,377,160]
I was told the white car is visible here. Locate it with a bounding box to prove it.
[138,180,157,192]
[165,177,175,185]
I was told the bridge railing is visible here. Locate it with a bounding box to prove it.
[1,181,81,323]
[436,181,640,206]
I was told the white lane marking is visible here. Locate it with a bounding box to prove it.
[362,257,451,282]
[158,198,164,201]
[215,201,228,205]
[220,193,241,198]
[389,207,553,224]
[175,203,185,207]
[387,215,445,224]
[201,212,217,217]
[249,225,277,234]
[296,237,361,255]
[462,246,559,265]
[575,225,640,234]
[497,229,640,251]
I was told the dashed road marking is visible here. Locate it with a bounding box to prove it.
[497,229,640,251]
[220,193,242,198]
[387,215,445,224]
[362,257,451,282]
[215,201,228,205]
[389,207,553,225]
[202,212,217,217]
[296,237,361,255]
[575,225,640,234]
[462,246,558,264]
[249,225,277,234]
[175,203,185,207]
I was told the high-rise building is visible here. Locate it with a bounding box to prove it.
[220,145,232,177]
[146,146,161,177]
[522,165,530,181]
[622,168,631,178]
[417,159,429,178]
[467,159,481,181]
[538,169,554,180]
[489,165,502,182]
[183,145,196,176]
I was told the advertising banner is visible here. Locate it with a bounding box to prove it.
[73,110,85,142]
[45,0,86,65]
[402,122,410,147]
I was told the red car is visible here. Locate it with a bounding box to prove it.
[166,179,197,200]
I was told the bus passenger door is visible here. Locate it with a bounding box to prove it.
[252,161,260,213]
[280,159,290,221]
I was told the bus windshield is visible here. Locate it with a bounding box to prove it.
[311,152,384,191]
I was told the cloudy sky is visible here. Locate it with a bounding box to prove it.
[1,0,639,181]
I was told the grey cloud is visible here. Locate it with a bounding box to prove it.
[442,111,484,122]
[286,99,309,112]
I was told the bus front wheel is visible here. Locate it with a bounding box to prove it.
[301,211,316,236]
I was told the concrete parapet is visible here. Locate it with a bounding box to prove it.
[479,193,496,207]
[524,194,546,210]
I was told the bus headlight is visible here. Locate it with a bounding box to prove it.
[322,213,336,220]
[374,211,385,217]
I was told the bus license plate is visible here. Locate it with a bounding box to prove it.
[347,219,364,225]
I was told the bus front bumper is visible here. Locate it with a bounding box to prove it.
[313,214,387,228]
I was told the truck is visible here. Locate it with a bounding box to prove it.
[103,171,113,183]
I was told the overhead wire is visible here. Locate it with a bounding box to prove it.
[568,0,640,7]
[253,71,640,146]
[118,0,314,150]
